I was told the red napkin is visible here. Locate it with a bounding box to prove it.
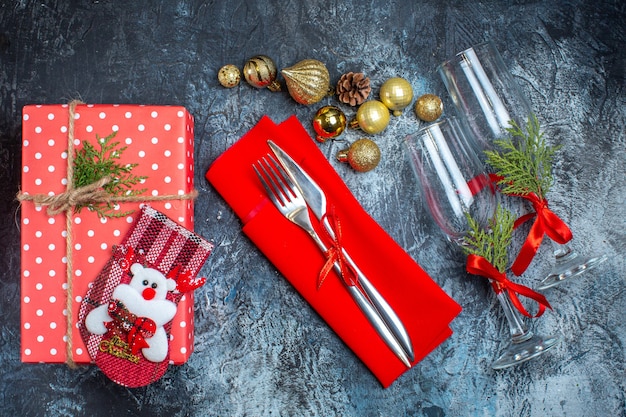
[206,116,461,387]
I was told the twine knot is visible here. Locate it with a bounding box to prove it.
[20,176,114,216]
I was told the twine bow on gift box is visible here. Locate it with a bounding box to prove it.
[16,100,198,367]
[23,176,117,216]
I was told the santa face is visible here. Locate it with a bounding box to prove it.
[111,264,178,326]
[129,264,176,301]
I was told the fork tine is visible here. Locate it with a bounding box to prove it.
[253,161,279,205]
[265,156,297,199]
[254,155,292,208]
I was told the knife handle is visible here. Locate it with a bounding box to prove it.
[320,217,415,363]
[346,285,412,368]
[340,248,415,363]
[307,227,412,367]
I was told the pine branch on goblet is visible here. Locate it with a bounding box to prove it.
[462,204,514,274]
[484,114,560,199]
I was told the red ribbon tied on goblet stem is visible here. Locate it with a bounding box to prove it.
[466,254,552,318]
[510,192,573,276]
[317,206,359,290]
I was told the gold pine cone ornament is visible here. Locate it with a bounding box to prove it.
[281,59,331,105]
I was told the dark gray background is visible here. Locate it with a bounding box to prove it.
[1,1,624,416]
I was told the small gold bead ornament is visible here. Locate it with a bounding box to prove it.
[415,94,443,122]
[380,77,414,116]
[336,138,381,173]
[312,105,347,143]
[217,64,241,88]
[349,100,390,134]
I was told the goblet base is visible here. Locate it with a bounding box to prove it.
[538,246,608,290]
[492,332,560,370]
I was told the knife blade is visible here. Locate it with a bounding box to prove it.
[268,140,415,365]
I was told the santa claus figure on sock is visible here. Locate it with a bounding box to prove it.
[85,263,177,363]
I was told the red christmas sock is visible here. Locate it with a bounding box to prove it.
[78,206,213,387]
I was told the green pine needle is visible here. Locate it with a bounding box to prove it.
[485,114,560,198]
[72,131,147,217]
[462,204,515,273]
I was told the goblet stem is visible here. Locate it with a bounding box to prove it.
[491,288,560,369]
[537,243,608,290]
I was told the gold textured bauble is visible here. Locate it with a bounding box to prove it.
[415,94,443,122]
[379,77,414,116]
[312,105,347,143]
[217,64,241,88]
[350,100,390,134]
[336,138,381,172]
[243,55,281,92]
[281,59,331,105]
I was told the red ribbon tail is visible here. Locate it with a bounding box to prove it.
[317,248,337,289]
[510,194,574,276]
[514,212,537,229]
[503,285,550,318]
[511,217,545,276]
[542,208,573,244]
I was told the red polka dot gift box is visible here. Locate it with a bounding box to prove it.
[19,103,201,365]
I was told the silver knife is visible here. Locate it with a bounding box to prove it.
[268,140,415,365]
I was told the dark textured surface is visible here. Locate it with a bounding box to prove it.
[1,1,624,416]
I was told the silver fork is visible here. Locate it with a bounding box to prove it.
[253,155,412,368]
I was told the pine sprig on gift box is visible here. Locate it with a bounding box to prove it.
[485,114,560,198]
[462,204,515,273]
[73,131,147,217]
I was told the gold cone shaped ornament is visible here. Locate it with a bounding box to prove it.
[281,59,330,105]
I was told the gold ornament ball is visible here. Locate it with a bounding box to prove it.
[218,64,241,88]
[243,55,281,92]
[415,94,443,122]
[350,100,390,134]
[312,105,347,143]
[380,77,414,116]
[337,138,381,173]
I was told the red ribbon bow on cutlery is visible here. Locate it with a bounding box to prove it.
[317,207,359,290]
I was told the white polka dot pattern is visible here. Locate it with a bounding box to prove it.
[20,104,197,365]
